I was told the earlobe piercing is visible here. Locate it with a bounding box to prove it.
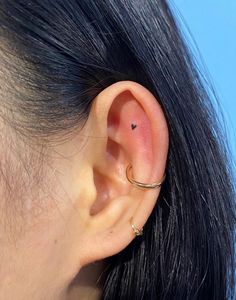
[130,217,143,236]
[131,123,137,130]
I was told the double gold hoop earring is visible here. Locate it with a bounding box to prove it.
[126,163,166,237]
[126,163,166,189]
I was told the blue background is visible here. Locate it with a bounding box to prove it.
[172,0,236,168]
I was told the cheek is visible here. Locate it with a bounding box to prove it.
[23,207,84,285]
[1,206,83,297]
[0,137,63,237]
[0,135,85,291]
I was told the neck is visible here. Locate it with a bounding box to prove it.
[66,260,106,300]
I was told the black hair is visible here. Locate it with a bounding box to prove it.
[0,1,235,299]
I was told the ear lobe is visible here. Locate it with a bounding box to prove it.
[80,81,168,266]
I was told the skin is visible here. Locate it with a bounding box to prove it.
[0,80,169,299]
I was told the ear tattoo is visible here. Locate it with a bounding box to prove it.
[131,123,137,130]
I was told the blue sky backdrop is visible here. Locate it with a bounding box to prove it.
[172,0,236,167]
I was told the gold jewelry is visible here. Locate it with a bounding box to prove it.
[130,217,143,236]
[126,163,166,189]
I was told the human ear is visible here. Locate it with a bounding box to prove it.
[77,80,169,266]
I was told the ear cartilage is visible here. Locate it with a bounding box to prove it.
[131,123,137,130]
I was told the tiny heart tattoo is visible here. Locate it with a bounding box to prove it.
[131,123,137,130]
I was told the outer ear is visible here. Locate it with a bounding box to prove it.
[79,80,169,266]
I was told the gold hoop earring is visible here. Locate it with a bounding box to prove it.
[130,217,143,236]
[126,163,166,189]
